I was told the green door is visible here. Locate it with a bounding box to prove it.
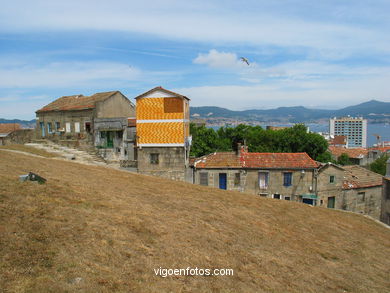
[327,196,335,208]
[107,131,114,148]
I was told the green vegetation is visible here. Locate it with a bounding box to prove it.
[190,123,329,161]
[369,154,389,175]
[337,153,352,166]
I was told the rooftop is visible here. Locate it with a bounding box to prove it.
[135,86,190,100]
[194,147,319,169]
[0,123,21,134]
[342,165,383,189]
[36,91,120,113]
[328,146,368,159]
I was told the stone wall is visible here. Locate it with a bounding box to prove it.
[342,186,382,220]
[380,178,390,225]
[36,109,94,140]
[316,165,344,209]
[3,129,35,145]
[137,147,187,181]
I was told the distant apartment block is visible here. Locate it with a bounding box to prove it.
[329,117,367,148]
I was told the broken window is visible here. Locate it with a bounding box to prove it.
[199,172,208,186]
[85,122,91,133]
[358,192,365,202]
[234,173,240,187]
[150,153,159,164]
[258,172,269,189]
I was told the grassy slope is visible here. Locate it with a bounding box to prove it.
[0,145,58,158]
[0,151,389,293]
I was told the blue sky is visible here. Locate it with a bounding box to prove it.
[0,0,390,119]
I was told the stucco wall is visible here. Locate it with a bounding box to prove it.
[95,92,135,118]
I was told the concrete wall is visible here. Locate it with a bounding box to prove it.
[95,92,135,118]
[137,147,187,181]
[342,186,383,220]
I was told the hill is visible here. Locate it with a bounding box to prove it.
[0,150,389,292]
[0,118,36,128]
[190,100,390,122]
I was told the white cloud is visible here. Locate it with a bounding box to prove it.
[0,61,141,88]
[193,49,245,69]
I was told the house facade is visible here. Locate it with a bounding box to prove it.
[135,87,192,181]
[193,146,319,204]
[0,123,21,145]
[35,91,135,162]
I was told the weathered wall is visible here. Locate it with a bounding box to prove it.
[341,186,383,220]
[194,168,316,201]
[95,92,135,118]
[36,109,94,139]
[317,165,344,209]
[137,147,187,181]
[3,129,35,145]
[380,178,390,225]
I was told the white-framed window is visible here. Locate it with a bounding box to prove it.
[258,172,269,189]
[65,122,71,133]
[74,122,80,133]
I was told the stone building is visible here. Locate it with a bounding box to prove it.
[35,91,135,162]
[135,87,191,181]
[192,145,319,204]
[328,146,369,165]
[341,165,383,220]
[380,159,390,225]
[316,163,345,209]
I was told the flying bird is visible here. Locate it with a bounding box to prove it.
[240,57,250,66]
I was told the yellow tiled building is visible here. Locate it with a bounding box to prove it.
[135,87,191,181]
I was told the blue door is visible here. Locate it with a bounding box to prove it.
[219,173,227,190]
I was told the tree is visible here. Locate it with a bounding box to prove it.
[337,153,351,165]
[369,154,389,175]
[189,123,219,157]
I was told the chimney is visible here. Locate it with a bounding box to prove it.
[236,143,242,157]
[236,143,248,157]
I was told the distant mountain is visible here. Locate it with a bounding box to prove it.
[0,118,36,128]
[190,100,390,122]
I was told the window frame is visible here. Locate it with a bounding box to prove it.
[283,172,293,187]
[199,172,209,186]
[258,171,269,189]
[150,153,159,165]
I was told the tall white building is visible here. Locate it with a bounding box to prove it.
[329,117,367,148]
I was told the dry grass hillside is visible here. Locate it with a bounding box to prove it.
[0,150,389,293]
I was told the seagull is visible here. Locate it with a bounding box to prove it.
[240,57,250,66]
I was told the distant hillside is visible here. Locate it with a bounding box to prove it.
[0,118,36,128]
[0,151,389,292]
[190,100,390,122]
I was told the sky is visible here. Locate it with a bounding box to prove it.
[0,0,390,119]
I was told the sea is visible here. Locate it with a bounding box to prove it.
[209,123,390,147]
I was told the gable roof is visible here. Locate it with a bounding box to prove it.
[328,146,368,159]
[194,149,319,169]
[0,123,21,134]
[342,165,383,189]
[36,91,120,113]
[135,86,189,100]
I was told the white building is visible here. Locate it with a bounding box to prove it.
[329,117,367,148]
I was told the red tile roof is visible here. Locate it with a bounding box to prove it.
[328,146,368,159]
[241,152,319,169]
[342,165,383,189]
[36,91,119,113]
[194,152,241,168]
[0,123,21,134]
[194,148,319,169]
[329,135,347,146]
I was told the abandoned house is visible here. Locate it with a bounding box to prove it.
[192,145,320,204]
[35,91,135,162]
[380,158,390,225]
[0,123,21,145]
[135,86,192,181]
